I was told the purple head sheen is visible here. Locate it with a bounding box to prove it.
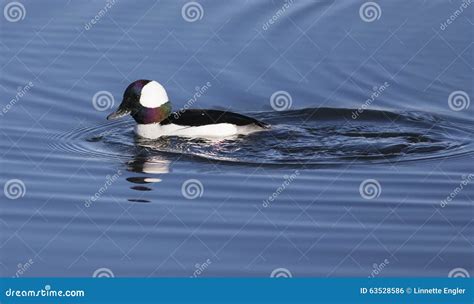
[132,102,172,124]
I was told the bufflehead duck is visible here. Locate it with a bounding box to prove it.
[107,80,269,139]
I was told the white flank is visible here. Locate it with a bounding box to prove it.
[135,123,264,139]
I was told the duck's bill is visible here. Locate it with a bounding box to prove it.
[107,108,130,120]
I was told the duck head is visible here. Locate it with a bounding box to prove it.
[107,79,172,124]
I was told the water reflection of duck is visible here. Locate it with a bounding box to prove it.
[127,155,170,176]
[107,80,269,139]
[125,155,171,202]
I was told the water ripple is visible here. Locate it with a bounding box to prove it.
[52,108,474,166]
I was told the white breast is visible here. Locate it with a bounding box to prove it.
[135,123,263,139]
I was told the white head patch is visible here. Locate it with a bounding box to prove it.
[139,81,169,108]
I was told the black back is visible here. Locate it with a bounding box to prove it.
[161,109,269,128]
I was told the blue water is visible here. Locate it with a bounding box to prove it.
[0,0,473,278]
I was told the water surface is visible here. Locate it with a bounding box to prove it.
[0,0,473,278]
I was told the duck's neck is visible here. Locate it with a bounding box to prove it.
[132,101,172,125]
